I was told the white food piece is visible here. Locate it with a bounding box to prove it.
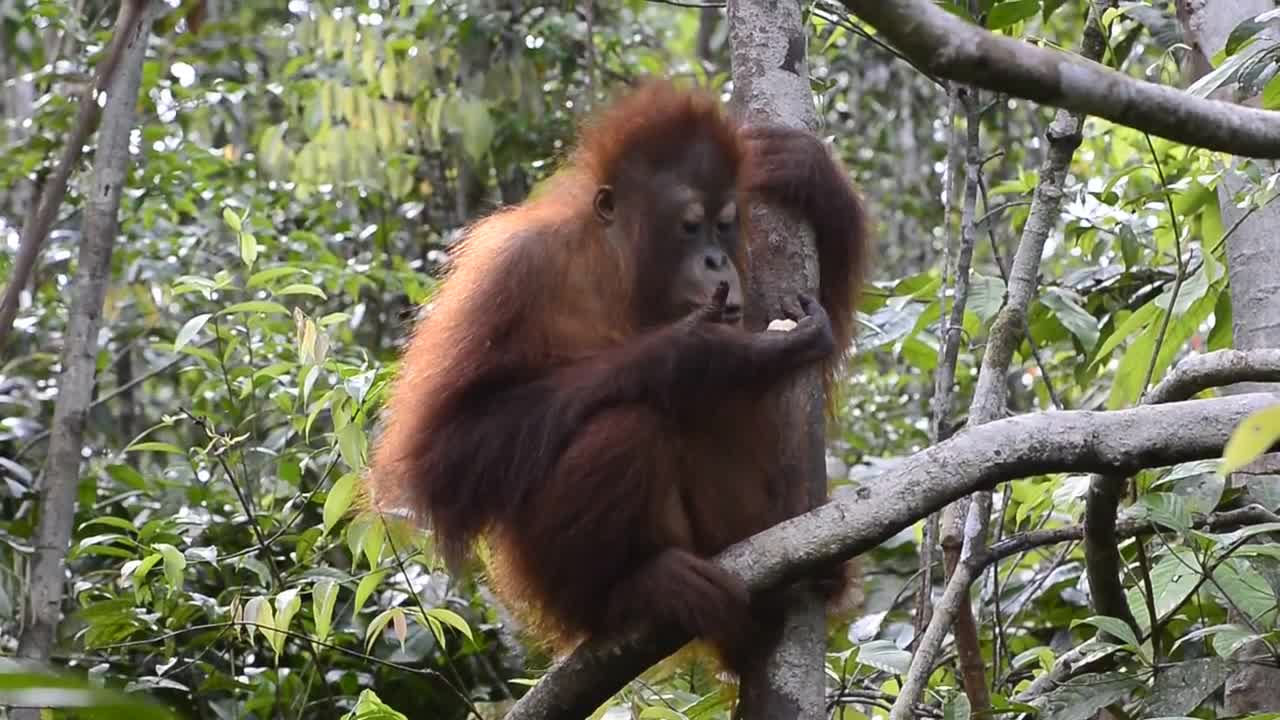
[767,318,798,332]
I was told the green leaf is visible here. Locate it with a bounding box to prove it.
[854,639,912,674]
[103,464,147,490]
[255,596,282,654]
[323,472,358,534]
[1264,71,1280,110]
[1222,404,1280,475]
[154,543,186,588]
[1118,225,1141,269]
[174,313,212,352]
[1127,547,1200,629]
[337,423,367,472]
[942,691,972,720]
[1171,623,1253,654]
[1107,329,1155,410]
[1226,17,1270,56]
[425,607,474,642]
[1042,288,1098,350]
[273,588,302,653]
[1212,558,1277,625]
[125,441,186,455]
[73,534,134,560]
[353,570,386,619]
[638,708,687,720]
[240,597,263,642]
[130,553,163,591]
[1032,672,1140,720]
[987,0,1041,30]
[1072,616,1142,654]
[346,689,408,720]
[247,266,306,288]
[80,516,139,535]
[1144,657,1236,717]
[361,518,385,570]
[240,232,259,268]
[1210,624,1258,658]
[313,578,339,643]
[1131,492,1192,534]
[275,283,328,300]
[223,300,290,316]
[1092,300,1159,368]
[222,207,242,232]
[0,667,180,719]
[1188,45,1254,98]
[345,513,375,567]
[967,273,1005,324]
[456,98,495,163]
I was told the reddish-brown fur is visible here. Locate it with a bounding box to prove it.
[367,79,868,670]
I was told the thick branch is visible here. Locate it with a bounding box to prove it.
[505,392,1280,720]
[895,5,1112,716]
[989,505,1280,568]
[1147,349,1280,404]
[837,0,1280,158]
[1086,349,1280,641]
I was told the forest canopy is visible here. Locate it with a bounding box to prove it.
[4,1,1280,719]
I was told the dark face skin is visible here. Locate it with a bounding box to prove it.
[595,185,745,327]
[593,140,746,328]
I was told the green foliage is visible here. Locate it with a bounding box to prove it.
[4,0,1280,718]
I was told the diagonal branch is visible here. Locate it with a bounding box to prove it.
[1087,349,1280,643]
[836,0,1280,158]
[505,391,1280,720]
[896,3,1112,715]
[1147,349,1280,405]
[0,0,151,354]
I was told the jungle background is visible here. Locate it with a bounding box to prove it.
[4,0,1280,718]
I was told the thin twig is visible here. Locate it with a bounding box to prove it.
[0,0,148,353]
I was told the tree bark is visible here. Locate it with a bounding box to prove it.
[14,4,156,718]
[837,0,1280,158]
[727,2,827,718]
[1177,1,1280,713]
[505,390,1280,720]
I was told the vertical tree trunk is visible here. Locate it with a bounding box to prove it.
[1178,1,1280,713]
[727,3,828,718]
[15,4,156,717]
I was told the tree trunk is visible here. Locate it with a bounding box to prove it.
[727,2,828,718]
[14,4,156,717]
[1177,1,1280,713]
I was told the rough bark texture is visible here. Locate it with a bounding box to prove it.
[727,2,827,718]
[838,0,1280,158]
[1178,1,1280,712]
[504,391,1280,720]
[1180,0,1280,367]
[14,2,155,714]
